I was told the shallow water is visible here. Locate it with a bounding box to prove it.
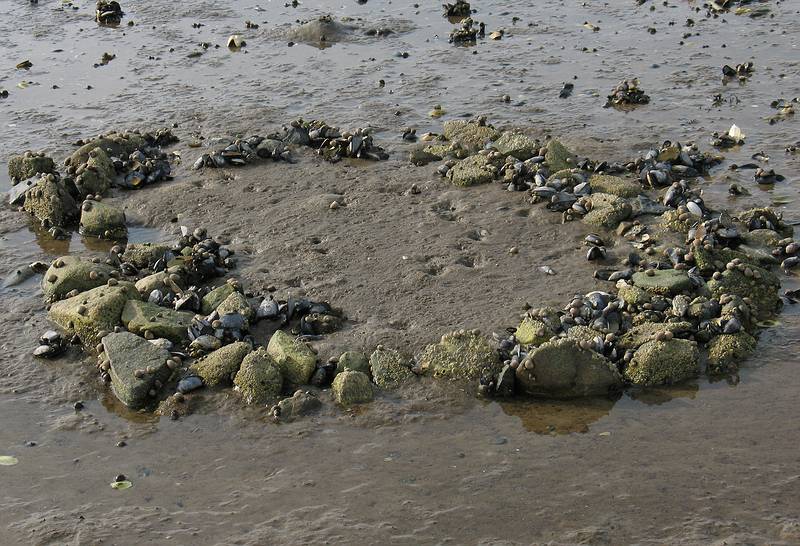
[1,0,800,544]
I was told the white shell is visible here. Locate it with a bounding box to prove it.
[728,124,745,141]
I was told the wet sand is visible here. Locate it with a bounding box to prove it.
[2,0,800,544]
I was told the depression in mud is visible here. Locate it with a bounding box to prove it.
[1,0,800,544]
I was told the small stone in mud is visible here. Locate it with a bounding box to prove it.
[332,370,374,405]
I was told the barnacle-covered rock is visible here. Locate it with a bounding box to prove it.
[190,341,252,387]
[418,330,501,380]
[7,151,55,182]
[369,346,414,389]
[267,330,317,386]
[625,338,699,386]
[121,300,194,342]
[331,370,374,405]
[79,200,127,239]
[41,255,115,302]
[22,174,77,228]
[706,332,756,374]
[233,348,283,405]
[102,331,171,409]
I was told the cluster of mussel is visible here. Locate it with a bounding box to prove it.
[722,62,754,80]
[449,17,485,43]
[604,79,650,107]
[95,0,123,25]
[191,135,292,170]
[443,0,471,18]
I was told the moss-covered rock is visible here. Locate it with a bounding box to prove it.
[233,348,283,404]
[706,332,756,374]
[74,148,115,197]
[446,154,495,187]
[201,283,237,315]
[617,321,694,351]
[79,200,127,239]
[737,207,793,238]
[121,300,194,342]
[625,338,700,386]
[632,269,693,296]
[122,243,171,270]
[135,271,170,296]
[22,174,78,228]
[515,338,622,398]
[102,331,172,409]
[514,316,552,346]
[41,255,116,302]
[583,194,632,229]
[692,244,748,273]
[274,390,322,420]
[589,174,641,198]
[442,120,498,151]
[216,291,254,326]
[332,370,374,405]
[492,132,538,160]
[8,151,56,181]
[706,263,780,319]
[565,325,603,345]
[660,209,694,233]
[66,133,146,169]
[616,282,651,307]
[369,347,414,389]
[48,281,140,346]
[409,147,442,166]
[336,351,370,375]
[544,139,576,172]
[418,330,501,381]
[267,330,317,386]
[190,341,252,387]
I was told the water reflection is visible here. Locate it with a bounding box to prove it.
[498,395,618,435]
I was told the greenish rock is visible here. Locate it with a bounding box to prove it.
[616,282,651,307]
[7,152,56,181]
[692,244,748,273]
[79,200,127,239]
[121,300,194,342]
[369,347,414,389]
[442,120,499,151]
[515,338,622,398]
[67,133,146,169]
[589,174,641,198]
[492,132,538,160]
[418,330,501,381]
[22,174,78,228]
[74,148,115,197]
[122,243,171,270]
[544,139,576,172]
[707,263,780,319]
[41,255,115,302]
[336,351,370,375]
[233,348,284,404]
[267,330,317,386]
[102,332,172,409]
[446,154,495,187]
[625,339,700,386]
[737,244,778,266]
[191,342,252,387]
[409,147,441,166]
[737,207,793,238]
[201,283,237,315]
[743,228,782,249]
[332,370,375,405]
[706,332,757,374]
[617,321,694,351]
[565,325,603,345]
[660,209,694,233]
[48,282,140,346]
[424,142,469,159]
[216,291,254,325]
[135,271,169,296]
[514,316,552,346]
[632,269,693,296]
[583,194,632,229]
[275,390,322,420]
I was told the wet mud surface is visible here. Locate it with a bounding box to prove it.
[2,0,800,544]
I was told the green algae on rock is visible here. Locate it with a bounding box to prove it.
[617,321,695,351]
[544,139,576,172]
[706,332,756,374]
[22,174,77,228]
[121,300,194,342]
[79,200,127,239]
[201,283,237,314]
[122,243,171,270]
[515,338,622,398]
[492,131,538,160]
[706,263,780,319]
[267,330,317,386]
[102,331,172,409]
[625,338,700,386]
[7,151,55,181]
[369,346,414,389]
[233,348,284,405]
[191,341,252,387]
[442,119,498,151]
[588,174,641,198]
[446,154,495,187]
[216,290,254,325]
[514,316,552,346]
[632,269,693,296]
[48,281,140,346]
[418,330,501,381]
[336,350,371,375]
[332,370,374,405]
[41,255,115,302]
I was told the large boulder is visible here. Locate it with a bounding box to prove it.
[632,269,693,296]
[190,341,252,387]
[78,200,127,239]
[625,338,700,386]
[102,332,172,409]
[233,348,284,404]
[418,330,501,380]
[332,370,374,405]
[8,151,56,182]
[48,281,140,346]
[515,338,622,398]
[121,300,194,342]
[369,347,414,389]
[442,120,498,151]
[22,174,78,228]
[266,330,317,386]
[41,255,116,302]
